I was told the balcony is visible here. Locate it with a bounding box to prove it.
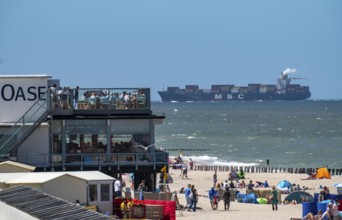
[49,87,152,116]
[7,151,169,172]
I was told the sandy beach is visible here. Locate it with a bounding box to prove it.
[163,168,342,220]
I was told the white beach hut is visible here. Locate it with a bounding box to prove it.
[0,171,115,214]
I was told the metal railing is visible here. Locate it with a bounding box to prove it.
[52,87,151,111]
[7,151,168,171]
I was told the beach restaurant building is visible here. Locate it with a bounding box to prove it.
[0,75,168,191]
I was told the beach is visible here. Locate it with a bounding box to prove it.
[164,168,342,220]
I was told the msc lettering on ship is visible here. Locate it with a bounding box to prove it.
[1,84,47,101]
[214,93,245,100]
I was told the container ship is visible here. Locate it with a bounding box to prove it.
[158,70,311,102]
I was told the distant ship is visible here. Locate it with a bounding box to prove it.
[158,69,311,102]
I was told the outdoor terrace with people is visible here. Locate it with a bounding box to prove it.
[49,86,151,114]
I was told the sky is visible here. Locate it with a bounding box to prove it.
[1,0,341,101]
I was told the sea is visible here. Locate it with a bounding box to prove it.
[151,100,342,169]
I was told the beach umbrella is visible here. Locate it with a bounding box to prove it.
[277,180,292,190]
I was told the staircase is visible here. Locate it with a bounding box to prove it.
[0,92,50,156]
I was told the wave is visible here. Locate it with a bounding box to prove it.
[170,155,260,167]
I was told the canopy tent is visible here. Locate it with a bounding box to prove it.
[315,167,331,179]
[277,180,292,190]
[334,183,342,187]
[335,183,342,195]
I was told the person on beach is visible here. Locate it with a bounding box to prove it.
[213,170,218,187]
[114,178,122,198]
[217,183,225,201]
[229,180,235,188]
[222,187,231,210]
[319,202,333,220]
[323,186,330,195]
[331,200,340,220]
[290,210,323,220]
[229,170,238,180]
[181,163,188,179]
[270,185,279,211]
[237,180,246,189]
[247,180,254,190]
[189,158,194,170]
[184,184,192,210]
[188,185,198,212]
[317,190,325,202]
[223,180,228,188]
[209,187,219,210]
[138,180,147,192]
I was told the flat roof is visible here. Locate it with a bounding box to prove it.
[0,185,111,220]
[0,160,36,171]
[0,74,51,78]
[0,173,28,183]
[2,171,115,184]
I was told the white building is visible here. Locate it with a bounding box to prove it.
[0,171,114,214]
[0,75,168,193]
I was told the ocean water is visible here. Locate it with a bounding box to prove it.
[151,101,342,169]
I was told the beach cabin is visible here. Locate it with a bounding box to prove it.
[0,171,115,214]
[0,185,111,220]
[0,160,35,173]
[0,75,168,192]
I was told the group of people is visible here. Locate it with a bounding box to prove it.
[291,200,340,220]
[208,183,232,211]
[212,170,279,211]
[184,184,199,212]
[170,156,195,179]
[50,84,79,110]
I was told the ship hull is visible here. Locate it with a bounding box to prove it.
[158,91,311,102]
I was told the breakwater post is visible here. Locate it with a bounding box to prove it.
[191,165,342,176]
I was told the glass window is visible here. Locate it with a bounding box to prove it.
[65,119,106,134]
[52,135,62,154]
[51,120,62,133]
[100,184,110,201]
[89,185,98,202]
[110,119,150,133]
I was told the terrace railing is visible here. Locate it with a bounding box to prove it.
[52,87,151,112]
[12,151,169,171]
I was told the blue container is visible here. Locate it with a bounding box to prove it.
[329,194,342,201]
[314,193,319,202]
[302,202,317,217]
[317,200,331,214]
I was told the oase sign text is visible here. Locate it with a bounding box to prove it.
[1,84,47,101]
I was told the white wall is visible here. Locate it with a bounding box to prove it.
[18,124,49,165]
[43,175,87,205]
[0,201,38,220]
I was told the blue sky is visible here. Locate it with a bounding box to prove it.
[1,0,341,101]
